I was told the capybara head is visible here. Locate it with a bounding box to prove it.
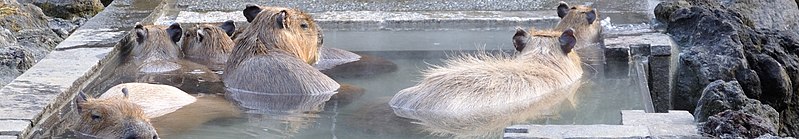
[554,1,601,43]
[128,22,183,73]
[182,20,236,70]
[239,5,323,65]
[513,28,581,67]
[72,89,158,139]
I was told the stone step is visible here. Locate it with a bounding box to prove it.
[622,110,701,138]
[504,125,650,139]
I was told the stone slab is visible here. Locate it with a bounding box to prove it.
[504,125,650,139]
[622,110,694,126]
[604,33,674,56]
[0,135,17,139]
[0,120,29,136]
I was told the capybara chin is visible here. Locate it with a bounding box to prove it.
[182,20,236,71]
[224,5,338,95]
[239,5,322,65]
[71,90,158,139]
[555,1,602,44]
[126,22,183,73]
[389,28,583,126]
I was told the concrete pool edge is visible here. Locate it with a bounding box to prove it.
[0,0,169,138]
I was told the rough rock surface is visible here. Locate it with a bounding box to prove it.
[0,0,64,61]
[656,0,799,136]
[700,110,777,138]
[17,0,104,19]
[0,27,33,86]
[694,80,779,129]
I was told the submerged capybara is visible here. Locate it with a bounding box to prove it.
[389,28,584,135]
[70,90,159,139]
[554,1,602,43]
[224,5,339,94]
[182,20,236,71]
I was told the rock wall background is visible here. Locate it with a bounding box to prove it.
[656,0,799,137]
[0,0,103,86]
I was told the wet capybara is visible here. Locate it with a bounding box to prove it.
[182,20,236,71]
[240,5,322,65]
[99,83,196,118]
[554,1,602,44]
[389,28,584,134]
[125,22,183,73]
[224,5,339,94]
[71,90,159,139]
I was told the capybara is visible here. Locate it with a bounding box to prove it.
[181,20,236,71]
[554,1,602,44]
[71,90,159,139]
[389,28,584,137]
[224,5,339,95]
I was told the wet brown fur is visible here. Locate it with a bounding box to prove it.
[224,5,339,94]
[232,6,322,65]
[127,23,182,73]
[182,23,235,71]
[71,93,158,138]
[554,1,602,44]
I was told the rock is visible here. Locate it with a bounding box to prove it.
[653,1,690,23]
[99,83,197,118]
[0,27,33,86]
[780,106,799,136]
[0,0,64,63]
[660,0,799,136]
[700,110,777,138]
[328,83,365,106]
[693,80,779,127]
[17,0,104,19]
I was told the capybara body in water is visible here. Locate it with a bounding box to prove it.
[70,90,158,139]
[389,28,584,132]
[182,20,236,71]
[224,5,339,95]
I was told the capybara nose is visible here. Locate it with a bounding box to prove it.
[152,135,158,139]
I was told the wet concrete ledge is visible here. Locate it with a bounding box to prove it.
[0,0,164,138]
[504,110,700,138]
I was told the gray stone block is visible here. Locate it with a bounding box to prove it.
[648,55,673,112]
[0,135,17,139]
[630,44,651,56]
[621,110,694,126]
[0,120,29,136]
[650,44,672,56]
[504,125,650,139]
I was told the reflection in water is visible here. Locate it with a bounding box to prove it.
[224,88,337,137]
[393,80,582,138]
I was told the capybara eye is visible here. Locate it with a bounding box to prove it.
[91,114,101,120]
[300,23,308,29]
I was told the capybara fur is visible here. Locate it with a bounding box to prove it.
[239,5,323,65]
[389,28,584,134]
[71,90,159,139]
[181,20,236,71]
[554,1,602,44]
[125,22,183,73]
[100,83,196,118]
[224,5,339,94]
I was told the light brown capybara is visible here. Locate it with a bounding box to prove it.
[554,1,602,44]
[389,28,585,137]
[181,20,236,71]
[70,90,159,139]
[224,5,339,95]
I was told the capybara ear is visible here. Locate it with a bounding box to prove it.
[167,23,183,43]
[220,20,236,37]
[196,28,205,42]
[134,22,145,44]
[557,1,570,18]
[275,10,288,29]
[121,88,130,99]
[75,91,88,112]
[559,28,577,54]
[513,28,529,52]
[244,4,262,23]
[586,9,597,24]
